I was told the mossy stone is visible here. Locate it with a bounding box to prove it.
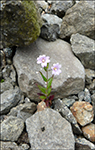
[1,0,42,47]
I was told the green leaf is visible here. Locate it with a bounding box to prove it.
[47,87,51,96]
[46,63,49,69]
[48,75,54,81]
[47,77,53,89]
[39,71,47,82]
[44,63,49,72]
[40,95,46,100]
[37,84,46,94]
[1,79,4,83]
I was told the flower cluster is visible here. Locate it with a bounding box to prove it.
[37,55,61,76]
[36,55,61,107]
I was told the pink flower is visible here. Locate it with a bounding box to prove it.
[37,55,50,68]
[51,63,61,76]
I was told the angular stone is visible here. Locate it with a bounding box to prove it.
[36,1,48,10]
[0,116,24,141]
[85,69,95,85]
[70,33,95,69]
[0,86,21,114]
[84,88,91,103]
[8,102,37,121]
[87,79,95,92]
[78,91,85,101]
[13,38,85,102]
[53,99,82,135]
[50,0,74,18]
[26,108,75,149]
[62,98,75,107]
[82,123,95,143]
[60,1,95,40]
[1,79,13,94]
[75,136,95,150]
[40,14,62,41]
[70,101,94,126]
[0,141,21,150]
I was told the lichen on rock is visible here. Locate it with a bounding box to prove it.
[1,0,42,47]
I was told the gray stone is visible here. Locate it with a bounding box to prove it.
[1,0,42,47]
[8,102,37,121]
[0,86,21,114]
[2,65,11,79]
[62,97,75,107]
[13,38,85,102]
[40,14,62,41]
[2,64,16,86]
[53,99,82,134]
[36,1,48,11]
[19,144,30,150]
[0,79,13,94]
[78,91,85,101]
[26,108,75,149]
[75,136,95,150]
[91,93,95,107]
[87,80,95,92]
[85,69,95,85]
[70,33,95,69]
[0,116,24,141]
[0,141,21,150]
[84,88,91,103]
[50,0,74,18]
[59,1,95,40]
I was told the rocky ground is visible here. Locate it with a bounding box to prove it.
[0,0,95,150]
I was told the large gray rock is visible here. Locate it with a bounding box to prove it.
[13,38,85,102]
[26,108,75,149]
[59,1,95,40]
[0,86,21,114]
[0,116,24,141]
[1,0,42,47]
[70,33,95,70]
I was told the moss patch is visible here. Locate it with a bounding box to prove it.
[1,0,42,47]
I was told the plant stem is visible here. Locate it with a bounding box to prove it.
[46,69,48,100]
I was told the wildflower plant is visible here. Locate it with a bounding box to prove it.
[36,55,61,107]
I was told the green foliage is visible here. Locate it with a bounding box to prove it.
[1,79,4,83]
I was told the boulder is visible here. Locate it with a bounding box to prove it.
[13,38,85,102]
[70,33,95,70]
[59,1,95,40]
[1,86,21,114]
[1,0,42,47]
[0,116,24,141]
[26,108,75,149]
